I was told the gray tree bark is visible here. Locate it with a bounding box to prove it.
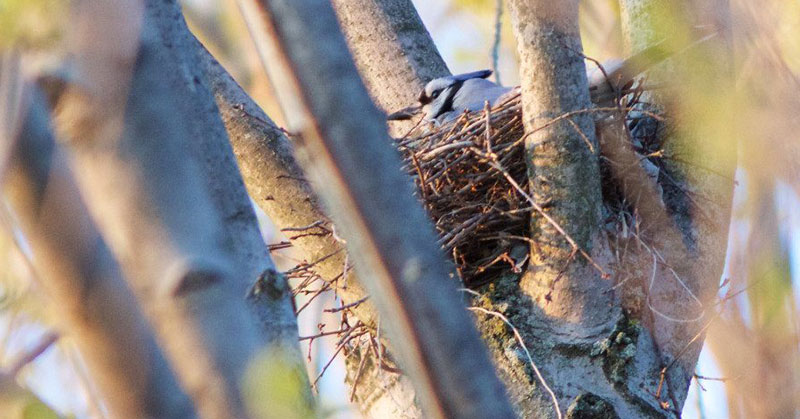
[50,0,307,416]
[142,0,303,354]
[3,85,195,419]
[237,0,516,418]
[193,39,378,330]
[330,0,449,131]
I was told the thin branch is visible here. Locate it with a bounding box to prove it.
[491,0,503,85]
[468,306,562,419]
[299,327,351,341]
[325,296,369,313]
[311,329,368,389]
[6,331,59,377]
[349,345,369,402]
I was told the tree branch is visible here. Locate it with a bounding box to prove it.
[330,0,449,122]
[52,1,294,416]
[143,0,305,355]
[237,0,516,417]
[192,37,378,328]
[2,84,195,418]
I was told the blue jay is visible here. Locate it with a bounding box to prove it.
[416,70,514,123]
[386,34,716,124]
[386,65,628,124]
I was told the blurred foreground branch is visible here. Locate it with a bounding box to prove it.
[1,80,195,418]
[50,1,296,416]
[236,0,516,417]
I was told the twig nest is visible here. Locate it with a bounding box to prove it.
[394,90,663,287]
[394,93,530,286]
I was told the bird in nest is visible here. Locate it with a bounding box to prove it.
[386,34,716,125]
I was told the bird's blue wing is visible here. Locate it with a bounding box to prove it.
[451,69,492,82]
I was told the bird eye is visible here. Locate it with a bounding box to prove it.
[431,90,441,98]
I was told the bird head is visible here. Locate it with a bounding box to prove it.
[418,69,492,120]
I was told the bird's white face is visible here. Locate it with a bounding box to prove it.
[419,78,457,121]
[420,78,456,105]
[417,70,494,121]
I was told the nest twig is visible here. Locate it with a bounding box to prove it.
[278,84,667,390]
[394,93,530,286]
[394,89,659,286]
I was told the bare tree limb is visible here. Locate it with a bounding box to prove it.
[52,1,290,416]
[2,84,195,419]
[192,37,378,329]
[330,0,449,123]
[236,0,516,418]
[141,0,304,355]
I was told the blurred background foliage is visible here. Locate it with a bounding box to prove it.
[0,0,65,50]
[1,0,799,418]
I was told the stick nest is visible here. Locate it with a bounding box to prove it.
[393,90,659,287]
[393,92,531,287]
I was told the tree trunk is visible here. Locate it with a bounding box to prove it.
[52,1,305,416]
[238,0,517,418]
[4,86,195,419]
[143,0,303,354]
[193,39,378,329]
[331,0,449,133]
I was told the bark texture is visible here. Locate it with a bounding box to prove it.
[193,39,378,329]
[507,0,607,319]
[53,1,296,416]
[239,0,516,417]
[143,0,303,355]
[4,87,195,419]
[330,0,449,119]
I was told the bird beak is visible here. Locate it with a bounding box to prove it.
[387,105,422,121]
